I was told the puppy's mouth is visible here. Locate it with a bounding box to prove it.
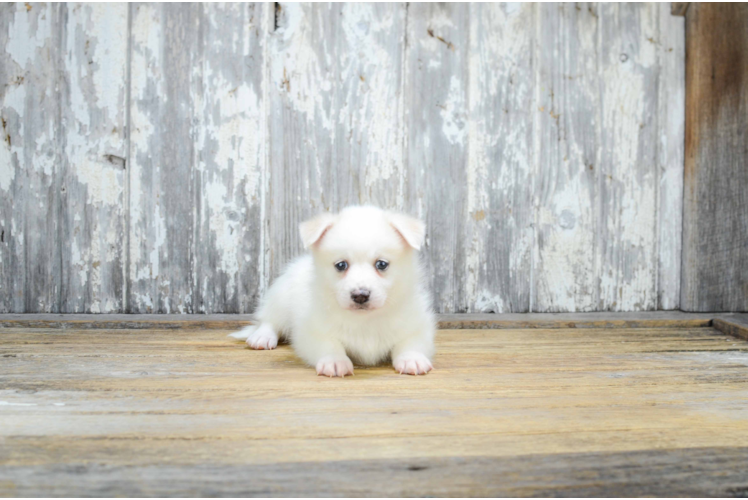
[348,303,377,312]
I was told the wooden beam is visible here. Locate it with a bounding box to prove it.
[713,316,748,341]
[0,312,725,330]
[671,3,690,17]
[681,3,748,311]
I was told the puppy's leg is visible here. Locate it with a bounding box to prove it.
[391,335,434,376]
[228,323,279,350]
[295,335,354,377]
[245,323,279,350]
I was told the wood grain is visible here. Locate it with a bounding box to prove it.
[60,4,128,313]
[466,3,534,313]
[3,448,748,497]
[128,4,268,314]
[681,3,748,312]
[405,3,469,313]
[1,324,748,496]
[128,4,200,313]
[713,316,748,342]
[534,3,598,312]
[0,3,63,312]
[656,2,685,310]
[193,3,267,313]
[598,3,659,311]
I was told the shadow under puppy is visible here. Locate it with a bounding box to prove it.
[230,205,435,377]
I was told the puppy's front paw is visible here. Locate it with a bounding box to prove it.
[393,352,433,375]
[316,356,354,377]
[246,328,278,350]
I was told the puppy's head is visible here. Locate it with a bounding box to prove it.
[299,206,425,312]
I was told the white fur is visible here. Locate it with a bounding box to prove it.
[230,206,436,377]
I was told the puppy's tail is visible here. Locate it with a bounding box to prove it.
[227,324,258,340]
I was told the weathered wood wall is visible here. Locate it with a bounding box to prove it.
[0,3,685,314]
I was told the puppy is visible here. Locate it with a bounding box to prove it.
[229,205,435,377]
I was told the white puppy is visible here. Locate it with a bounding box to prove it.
[229,205,435,377]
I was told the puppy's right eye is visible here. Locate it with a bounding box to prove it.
[334,261,348,272]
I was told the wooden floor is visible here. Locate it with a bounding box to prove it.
[2,316,748,496]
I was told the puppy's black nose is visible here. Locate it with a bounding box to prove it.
[351,289,370,304]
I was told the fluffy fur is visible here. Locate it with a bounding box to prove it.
[229,205,436,377]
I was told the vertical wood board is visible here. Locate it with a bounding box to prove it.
[597,3,659,311]
[0,3,62,313]
[193,3,267,313]
[465,3,534,313]
[60,3,128,313]
[681,3,748,312]
[656,2,684,310]
[404,3,469,313]
[534,3,599,312]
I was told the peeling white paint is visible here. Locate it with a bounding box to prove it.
[465,3,534,312]
[656,2,685,310]
[206,75,262,201]
[5,4,50,67]
[58,3,128,312]
[128,3,165,309]
[338,4,404,191]
[474,290,506,314]
[595,3,660,311]
[439,76,466,147]
[0,85,23,192]
[272,3,333,131]
[204,180,240,294]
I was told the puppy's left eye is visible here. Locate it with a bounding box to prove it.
[375,260,389,271]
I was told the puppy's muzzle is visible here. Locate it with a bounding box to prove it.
[351,289,370,304]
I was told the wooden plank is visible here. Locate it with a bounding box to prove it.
[656,3,685,310]
[59,4,128,313]
[713,316,748,342]
[464,3,533,313]
[1,326,748,496]
[266,3,407,282]
[0,4,63,312]
[671,3,689,17]
[681,3,748,312]
[0,447,748,498]
[597,4,659,311]
[193,3,267,313]
[436,312,714,330]
[129,4,268,314]
[0,311,723,330]
[0,314,254,330]
[128,4,200,313]
[2,448,748,497]
[404,3,469,313]
[534,3,598,312]
[0,3,22,313]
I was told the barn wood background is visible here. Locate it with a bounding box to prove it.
[0,3,686,314]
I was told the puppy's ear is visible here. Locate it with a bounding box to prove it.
[387,212,426,250]
[299,212,336,248]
